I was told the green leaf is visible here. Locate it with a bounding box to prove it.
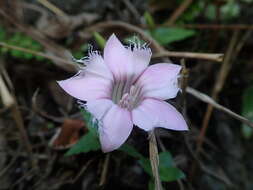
[139,158,152,174]
[205,1,240,21]
[65,132,100,156]
[144,12,155,29]
[120,144,144,159]
[205,4,216,20]
[47,122,55,129]
[65,109,101,156]
[159,166,185,182]
[159,151,174,168]
[0,47,9,54]
[241,86,253,139]
[148,27,196,45]
[11,50,23,58]
[178,1,203,23]
[80,109,99,136]
[148,180,155,190]
[93,32,106,49]
[221,0,240,20]
[139,151,185,182]
[35,55,45,61]
[23,53,34,59]
[0,27,6,41]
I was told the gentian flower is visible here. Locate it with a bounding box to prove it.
[57,34,188,152]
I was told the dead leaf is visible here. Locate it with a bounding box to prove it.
[49,119,87,150]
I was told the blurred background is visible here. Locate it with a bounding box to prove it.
[0,0,253,189]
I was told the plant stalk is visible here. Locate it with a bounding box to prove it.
[149,130,162,190]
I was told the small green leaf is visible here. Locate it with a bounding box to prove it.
[11,50,23,58]
[139,158,152,174]
[139,151,185,182]
[65,132,100,156]
[205,4,216,20]
[159,166,185,182]
[144,12,155,29]
[148,27,196,45]
[35,55,45,61]
[148,180,155,190]
[221,0,240,20]
[47,122,55,129]
[241,86,253,139]
[120,144,144,159]
[205,1,240,21]
[93,32,106,49]
[23,53,34,59]
[0,27,6,41]
[80,109,98,136]
[65,109,101,156]
[0,47,9,54]
[159,151,174,168]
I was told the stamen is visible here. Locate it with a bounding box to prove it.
[118,93,130,109]
[116,85,143,110]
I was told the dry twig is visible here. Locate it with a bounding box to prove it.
[84,20,224,62]
[172,24,253,30]
[165,0,193,25]
[37,0,67,18]
[0,9,77,72]
[197,31,240,153]
[149,130,162,190]
[153,51,223,62]
[99,154,110,186]
[0,73,14,108]
[0,42,74,66]
[186,87,253,128]
[0,68,36,167]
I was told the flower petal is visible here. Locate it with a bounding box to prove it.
[86,99,114,120]
[99,105,133,152]
[136,63,181,100]
[132,98,188,131]
[104,34,152,82]
[104,34,133,79]
[130,46,151,81]
[57,74,112,101]
[84,53,113,80]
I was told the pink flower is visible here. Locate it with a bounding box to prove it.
[57,34,188,152]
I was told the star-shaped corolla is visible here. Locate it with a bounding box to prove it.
[58,34,188,152]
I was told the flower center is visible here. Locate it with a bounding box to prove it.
[111,80,142,110]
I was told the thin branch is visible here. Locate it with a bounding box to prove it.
[122,0,142,23]
[186,87,253,128]
[37,0,67,18]
[64,159,94,184]
[197,31,240,153]
[153,51,223,62]
[184,134,233,186]
[0,9,77,72]
[149,130,162,190]
[170,23,253,30]
[180,59,189,116]
[84,20,223,62]
[165,0,193,25]
[0,42,74,66]
[99,154,110,186]
[0,73,14,108]
[32,89,65,123]
[0,69,36,168]
[84,20,166,53]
